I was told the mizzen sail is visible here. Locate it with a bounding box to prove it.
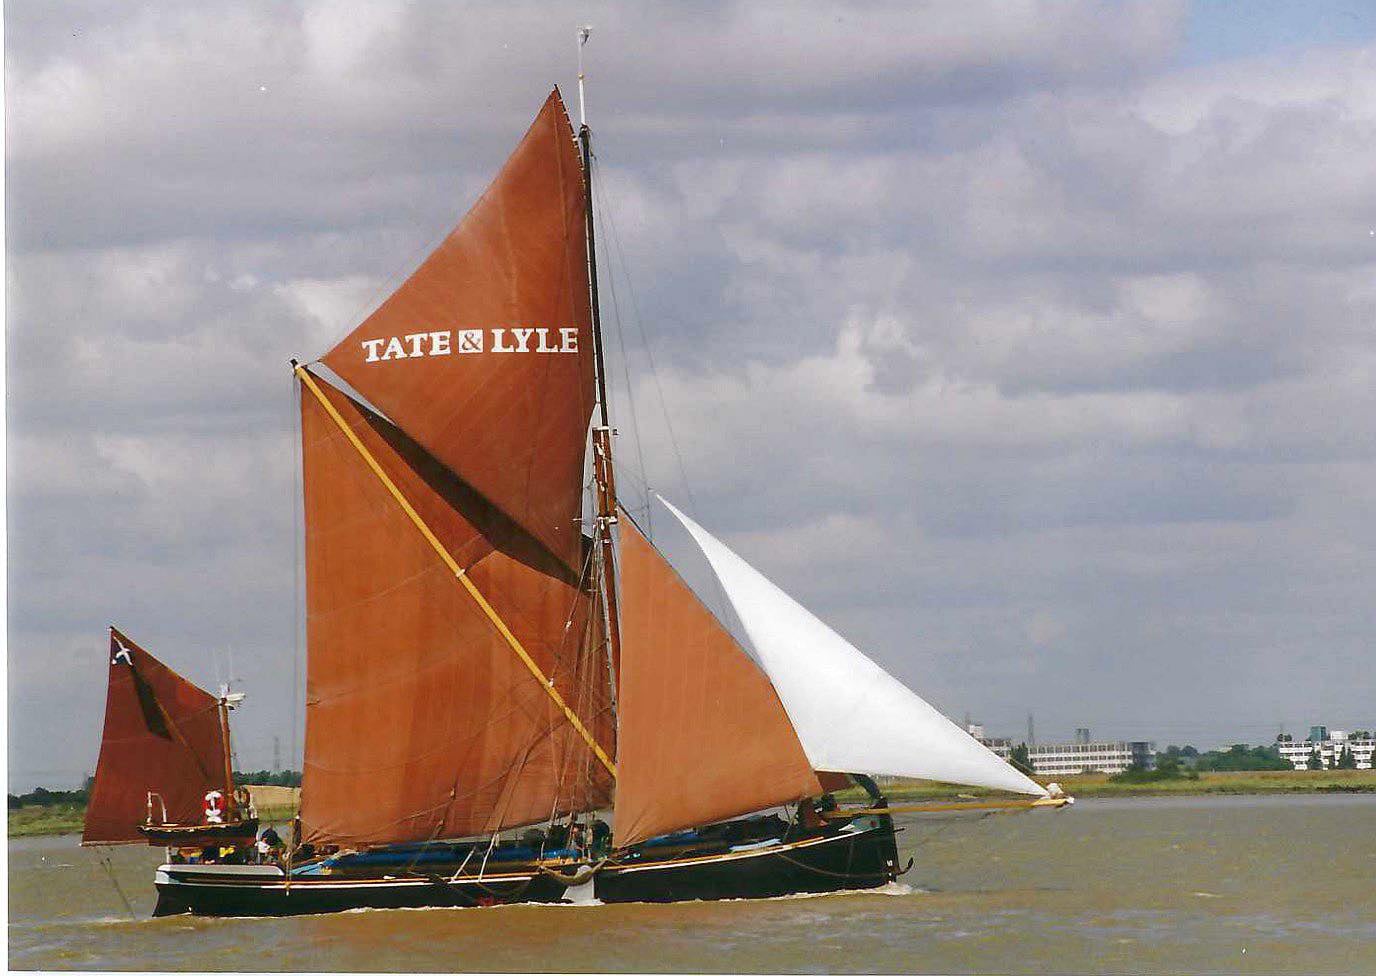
[83,629,228,845]
[320,88,594,571]
[660,498,1047,797]
[613,517,820,848]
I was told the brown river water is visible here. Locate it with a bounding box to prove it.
[9,794,1375,974]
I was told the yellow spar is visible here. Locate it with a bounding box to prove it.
[294,363,617,780]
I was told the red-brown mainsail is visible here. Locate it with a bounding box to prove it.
[83,629,228,845]
[320,88,594,572]
[298,371,612,847]
[613,518,821,848]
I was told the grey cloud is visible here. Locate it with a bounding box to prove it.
[8,0,1375,788]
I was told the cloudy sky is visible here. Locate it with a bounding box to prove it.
[8,1,1376,790]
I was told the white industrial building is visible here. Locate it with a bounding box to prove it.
[1276,726,1374,770]
[966,724,1152,776]
[1026,735,1155,776]
[967,724,1013,762]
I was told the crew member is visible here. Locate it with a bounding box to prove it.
[257,826,284,863]
[568,820,587,854]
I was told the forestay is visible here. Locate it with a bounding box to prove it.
[660,498,1046,797]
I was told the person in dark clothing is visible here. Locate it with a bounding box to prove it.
[256,826,284,862]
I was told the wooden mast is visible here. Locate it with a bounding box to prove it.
[216,689,236,819]
[579,79,623,719]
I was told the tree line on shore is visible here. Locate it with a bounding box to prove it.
[11,747,1367,811]
[9,770,302,809]
[231,769,303,788]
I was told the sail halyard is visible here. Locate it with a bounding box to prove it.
[659,497,1049,798]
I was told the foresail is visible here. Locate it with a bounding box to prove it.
[298,373,612,847]
[614,517,821,848]
[660,499,1047,798]
[83,629,226,845]
[320,88,594,571]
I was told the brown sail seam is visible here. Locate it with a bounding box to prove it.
[295,363,616,779]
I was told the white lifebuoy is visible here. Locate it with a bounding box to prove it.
[204,790,225,824]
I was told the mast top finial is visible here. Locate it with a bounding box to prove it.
[577,26,593,126]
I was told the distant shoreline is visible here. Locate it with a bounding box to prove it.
[9,785,300,839]
[859,768,1376,802]
[11,773,1374,838]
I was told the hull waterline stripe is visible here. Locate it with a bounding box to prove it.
[158,876,537,891]
[294,364,616,779]
[158,868,540,890]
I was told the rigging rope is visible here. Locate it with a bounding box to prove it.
[547,536,597,825]
[589,156,742,630]
[591,157,700,525]
[770,847,892,882]
[537,856,607,886]
[96,854,137,919]
[590,158,651,534]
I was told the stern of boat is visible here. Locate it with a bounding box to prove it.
[152,862,286,917]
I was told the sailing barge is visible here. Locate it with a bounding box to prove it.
[83,628,257,850]
[85,86,1068,918]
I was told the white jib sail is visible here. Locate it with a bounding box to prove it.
[660,497,1046,797]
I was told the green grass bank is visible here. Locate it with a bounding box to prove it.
[9,785,300,839]
[854,768,1376,803]
[12,773,1374,838]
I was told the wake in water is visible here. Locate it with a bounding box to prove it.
[722,880,919,903]
[338,895,608,916]
[18,913,166,930]
[65,879,921,925]
[328,881,919,916]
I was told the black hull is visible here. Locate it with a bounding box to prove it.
[152,864,572,917]
[596,819,900,903]
[152,818,900,917]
